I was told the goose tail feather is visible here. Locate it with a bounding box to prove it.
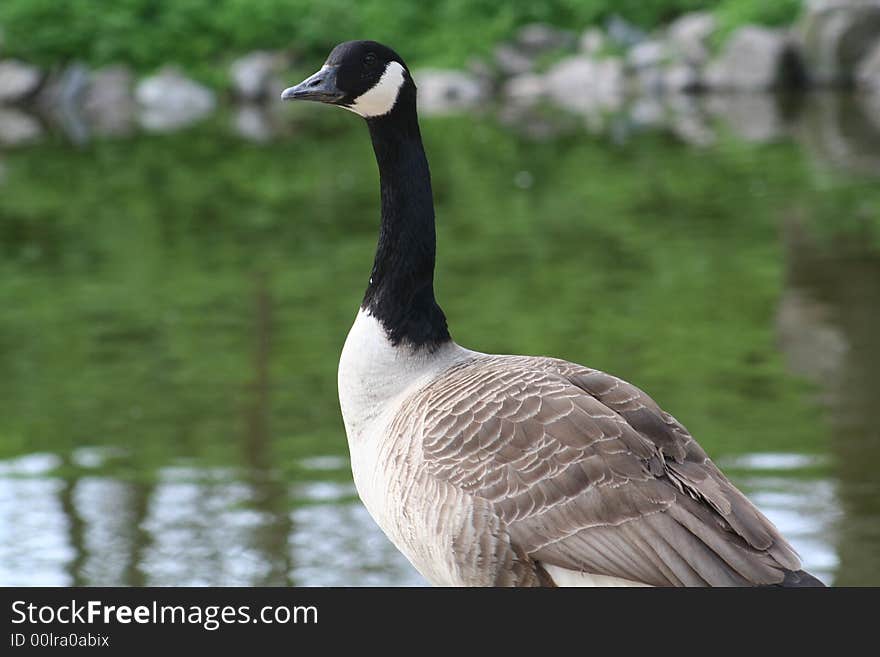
[772,569,826,587]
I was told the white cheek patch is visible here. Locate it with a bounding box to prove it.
[345,61,406,118]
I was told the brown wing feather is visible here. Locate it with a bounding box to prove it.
[420,355,801,586]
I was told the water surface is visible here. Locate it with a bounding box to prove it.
[1,94,878,585]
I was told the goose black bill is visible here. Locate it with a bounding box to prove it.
[280,66,345,103]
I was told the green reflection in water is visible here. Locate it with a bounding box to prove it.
[0,111,877,584]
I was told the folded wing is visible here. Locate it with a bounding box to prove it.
[420,355,801,586]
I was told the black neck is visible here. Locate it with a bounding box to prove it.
[362,89,450,349]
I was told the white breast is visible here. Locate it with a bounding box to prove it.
[337,308,472,522]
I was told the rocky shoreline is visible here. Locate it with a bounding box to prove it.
[1,1,880,150]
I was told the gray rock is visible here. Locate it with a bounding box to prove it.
[707,27,802,91]
[0,60,42,103]
[414,69,488,115]
[799,0,880,85]
[605,15,648,48]
[83,66,135,136]
[36,63,89,109]
[633,67,667,95]
[666,95,715,146]
[664,65,703,93]
[502,73,546,104]
[627,40,679,96]
[135,67,216,131]
[707,94,790,142]
[503,56,625,122]
[516,23,575,54]
[466,57,494,86]
[544,55,625,114]
[856,40,880,89]
[230,51,287,101]
[629,97,666,128]
[0,107,42,146]
[627,40,667,69]
[579,28,605,56]
[493,43,534,76]
[667,11,716,66]
[35,64,91,144]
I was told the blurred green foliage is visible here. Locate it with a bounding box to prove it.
[0,0,805,75]
[713,0,805,44]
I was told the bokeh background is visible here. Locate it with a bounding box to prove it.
[1,1,878,586]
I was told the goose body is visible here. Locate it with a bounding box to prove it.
[283,41,825,587]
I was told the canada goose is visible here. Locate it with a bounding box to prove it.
[281,40,825,587]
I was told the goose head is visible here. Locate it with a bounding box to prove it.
[281,41,413,119]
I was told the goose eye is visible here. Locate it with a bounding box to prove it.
[364,52,377,67]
